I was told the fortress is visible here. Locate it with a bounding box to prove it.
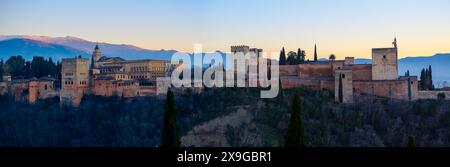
[1,39,448,105]
[0,44,174,106]
[59,44,174,105]
[279,38,420,103]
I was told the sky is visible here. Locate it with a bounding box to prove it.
[1,0,450,59]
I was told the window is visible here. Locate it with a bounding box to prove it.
[383,55,386,59]
[45,85,47,90]
[342,74,345,79]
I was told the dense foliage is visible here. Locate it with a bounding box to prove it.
[0,87,449,147]
[161,89,180,147]
[0,55,61,79]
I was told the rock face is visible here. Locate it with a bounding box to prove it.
[181,106,262,147]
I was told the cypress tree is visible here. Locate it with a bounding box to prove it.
[429,65,434,90]
[0,59,3,79]
[420,69,425,90]
[407,135,416,147]
[285,93,306,147]
[161,89,181,147]
[297,48,302,64]
[339,74,343,103]
[279,47,286,65]
[314,44,318,62]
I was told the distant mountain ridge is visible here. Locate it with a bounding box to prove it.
[0,35,448,86]
[0,35,177,61]
[0,38,88,61]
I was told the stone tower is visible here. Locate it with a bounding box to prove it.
[371,38,398,80]
[335,69,353,103]
[60,56,90,106]
[92,44,102,69]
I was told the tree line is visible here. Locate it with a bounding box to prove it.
[278,45,336,65]
[0,55,61,80]
[419,65,434,90]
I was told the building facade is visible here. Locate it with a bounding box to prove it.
[280,39,419,103]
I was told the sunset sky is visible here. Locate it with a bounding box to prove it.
[1,0,450,59]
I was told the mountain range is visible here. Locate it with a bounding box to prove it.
[0,35,449,86]
[0,35,178,61]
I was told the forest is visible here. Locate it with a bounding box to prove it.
[0,87,449,147]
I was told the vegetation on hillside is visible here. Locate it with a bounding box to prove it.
[0,87,449,147]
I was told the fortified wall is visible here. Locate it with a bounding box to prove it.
[279,39,421,103]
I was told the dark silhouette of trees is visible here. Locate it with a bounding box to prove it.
[279,47,286,65]
[5,55,25,78]
[419,66,434,90]
[0,59,3,78]
[161,89,181,147]
[338,74,343,103]
[285,92,306,147]
[1,56,60,79]
[407,136,416,147]
[297,48,305,64]
[329,54,336,61]
[286,51,298,65]
[314,44,318,62]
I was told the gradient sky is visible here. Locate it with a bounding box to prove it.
[1,0,450,59]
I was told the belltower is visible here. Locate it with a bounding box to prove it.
[91,44,102,69]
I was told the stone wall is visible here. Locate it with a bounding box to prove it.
[351,64,372,80]
[92,79,140,97]
[28,80,58,103]
[417,91,450,100]
[353,79,417,100]
[279,65,298,76]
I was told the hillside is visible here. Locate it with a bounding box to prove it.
[1,88,449,147]
[0,38,88,61]
[0,35,177,61]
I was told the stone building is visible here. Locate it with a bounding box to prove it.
[60,56,90,106]
[280,39,419,103]
[0,76,58,103]
[58,44,173,105]
[28,77,58,103]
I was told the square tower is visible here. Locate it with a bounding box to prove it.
[61,56,90,106]
[371,47,398,80]
[335,69,353,103]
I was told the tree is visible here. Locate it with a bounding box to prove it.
[420,69,426,90]
[285,92,306,147]
[31,56,46,78]
[0,59,3,79]
[300,50,306,63]
[429,65,434,90]
[314,44,318,62]
[296,48,303,64]
[407,135,416,147]
[55,61,62,79]
[329,54,336,61]
[286,51,298,65]
[161,89,181,147]
[48,57,56,77]
[338,74,343,103]
[5,55,25,78]
[279,47,286,65]
[437,93,446,101]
